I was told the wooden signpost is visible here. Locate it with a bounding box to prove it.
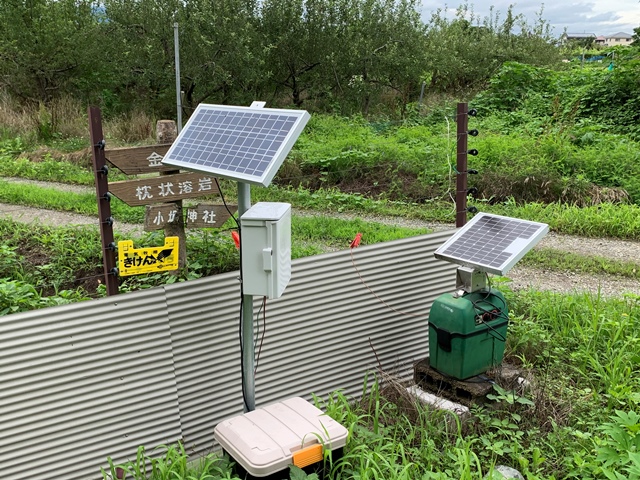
[185,204,235,229]
[89,112,238,283]
[105,144,175,174]
[108,172,220,206]
[145,203,236,231]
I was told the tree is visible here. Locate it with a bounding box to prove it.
[0,0,103,104]
[258,0,329,107]
[422,4,559,93]
[178,0,263,108]
[632,26,640,46]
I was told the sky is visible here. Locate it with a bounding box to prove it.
[420,1,640,37]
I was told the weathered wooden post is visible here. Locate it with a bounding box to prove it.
[157,120,187,271]
[88,107,119,295]
[456,103,469,228]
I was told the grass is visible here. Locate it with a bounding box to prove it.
[101,444,239,480]
[2,108,638,478]
[520,248,640,279]
[108,286,640,479]
[8,164,640,241]
[0,178,146,223]
[0,205,430,308]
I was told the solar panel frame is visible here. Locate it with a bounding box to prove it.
[434,213,549,275]
[161,104,310,187]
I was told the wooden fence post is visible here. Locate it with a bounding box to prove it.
[456,102,469,228]
[157,120,187,271]
[89,107,119,295]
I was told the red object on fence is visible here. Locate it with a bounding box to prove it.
[232,231,240,249]
[350,233,362,249]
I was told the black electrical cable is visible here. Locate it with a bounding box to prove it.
[469,273,508,343]
[254,296,267,377]
[215,178,250,411]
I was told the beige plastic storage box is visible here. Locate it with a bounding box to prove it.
[214,397,348,479]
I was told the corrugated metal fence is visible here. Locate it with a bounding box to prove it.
[0,230,455,480]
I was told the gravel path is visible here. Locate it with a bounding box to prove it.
[2,177,640,297]
[294,210,640,297]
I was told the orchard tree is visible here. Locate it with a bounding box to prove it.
[632,26,640,46]
[422,4,559,93]
[100,0,185,115]
[259,0,333,107]
[0,0,102,103]
[332,0,427,114]
[177,0,263,108]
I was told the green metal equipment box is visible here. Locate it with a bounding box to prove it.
[428,288,508,380]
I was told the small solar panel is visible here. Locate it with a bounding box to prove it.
[162,104,310,187]
[435,213,549,275]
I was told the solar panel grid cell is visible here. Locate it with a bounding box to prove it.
[435,213,549,275]
[161,104,309,186]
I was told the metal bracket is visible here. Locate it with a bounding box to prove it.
[456,266,487,293]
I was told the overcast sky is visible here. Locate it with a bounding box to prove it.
[420,1,640,37]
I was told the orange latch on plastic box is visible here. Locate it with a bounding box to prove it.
[292,444,323,468]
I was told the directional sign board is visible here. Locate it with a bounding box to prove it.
[185,204,235,228]
[109,172,220,206]
[118,236,180,276]
[144,203,236,231]
[144,203,182,231]
[106,144,176,174]
[161,104,310,187]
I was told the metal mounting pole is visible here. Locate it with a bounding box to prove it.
[238,101,266,412]
[238,182,255,412]
[174,22,183,133]
[456,102,469,228]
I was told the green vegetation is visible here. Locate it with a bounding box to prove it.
[0,0,559,119]
[101,444,239,480]
[520,248,640,279]
[0,211,428,310]
[106,284,640,479]
[2,3,640,478]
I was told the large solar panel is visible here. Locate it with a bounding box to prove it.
[435,213,549,275]
[161,104,310,187]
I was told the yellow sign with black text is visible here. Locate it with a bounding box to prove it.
[118,236,179,276]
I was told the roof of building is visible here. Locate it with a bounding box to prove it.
[607,32,633,38]
[564,33,597,38]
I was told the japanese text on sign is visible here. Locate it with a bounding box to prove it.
[108,172,221,207]
[118,236,180,276]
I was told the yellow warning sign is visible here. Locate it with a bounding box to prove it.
[118,236,179,276]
